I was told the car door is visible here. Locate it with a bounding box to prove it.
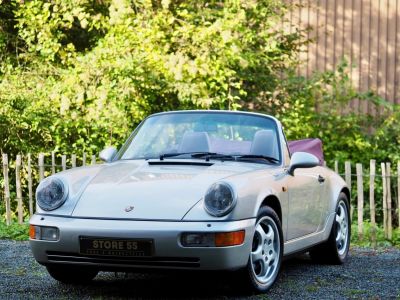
[285,166,325,241]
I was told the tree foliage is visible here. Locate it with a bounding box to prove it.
[1,0,306,155]
[0,0,398,167]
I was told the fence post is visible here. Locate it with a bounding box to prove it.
[386,163,392,240]
[71,154,76,168]
[369,159,376,246]
[398,161,400,230]
[381,162,388,238]
[61,155,66,171]
[38,153,45,181]
[51,151,56,175]
[15,155,23,224]
[82,153,86,167]
[356,163,364,240]
[345,161,352,219]
[2,154,11,225]
[334,160,339,174]
[91,155,96,165]
[27,153,33,216]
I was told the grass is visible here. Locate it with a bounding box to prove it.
[351,221,400,249]
[344,288,368,298]
[305,276,329,293]
[0,222,29,240]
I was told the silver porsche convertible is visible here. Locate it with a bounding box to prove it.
[30,110,350,292]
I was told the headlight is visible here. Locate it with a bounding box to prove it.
[204,182,236,217]
[36,177,68,211]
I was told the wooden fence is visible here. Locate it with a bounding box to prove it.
[335,160,400,244]
[1,152,97,226]
[1,153,399,242]
[284,0,400,114]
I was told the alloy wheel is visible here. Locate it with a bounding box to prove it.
[250,216,281,285]
[335,200,349,256]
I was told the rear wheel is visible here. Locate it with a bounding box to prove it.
[242,206,283,293]
[310,192,350,264]
[46,265,98,284]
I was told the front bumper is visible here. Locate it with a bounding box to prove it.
[29,214,255,271]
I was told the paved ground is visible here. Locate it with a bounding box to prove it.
[0,240,399,299]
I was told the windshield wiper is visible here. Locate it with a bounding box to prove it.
[235,154,279,163]
[191,153,235,162]
[159,152,279,164]
[201,153,278,164]
[159,152,218,160]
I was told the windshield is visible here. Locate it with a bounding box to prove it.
[117,112,281,163]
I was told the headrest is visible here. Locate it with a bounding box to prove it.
[250,129,278,159]
[179,132,210,153]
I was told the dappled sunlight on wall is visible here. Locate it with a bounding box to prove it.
[283,0,400,115]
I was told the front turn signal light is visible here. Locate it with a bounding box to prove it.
[29,224,37,239]
[215,230,245,247]
[29,225,59,241]
[181,230,245,247]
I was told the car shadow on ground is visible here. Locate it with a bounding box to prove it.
[54,254,314,299]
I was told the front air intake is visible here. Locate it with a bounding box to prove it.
[46,251,200,268]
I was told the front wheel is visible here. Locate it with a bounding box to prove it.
[46,265,98,284]
[241,206,283,293]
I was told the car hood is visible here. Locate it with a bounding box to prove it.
[70,160,268,220]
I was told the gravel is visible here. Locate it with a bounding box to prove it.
[0,240,399,299]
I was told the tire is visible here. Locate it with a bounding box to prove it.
[46,265,98,284]
[241,206,283,293]
[309,192,351,264]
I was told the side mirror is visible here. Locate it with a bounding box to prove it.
[99,146,117,163]
[288,152,319,176]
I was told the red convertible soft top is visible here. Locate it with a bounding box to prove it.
[288,138,324,166]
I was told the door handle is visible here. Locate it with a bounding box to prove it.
[318,175,325,183]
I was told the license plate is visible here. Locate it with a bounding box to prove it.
[79,237,153,257]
